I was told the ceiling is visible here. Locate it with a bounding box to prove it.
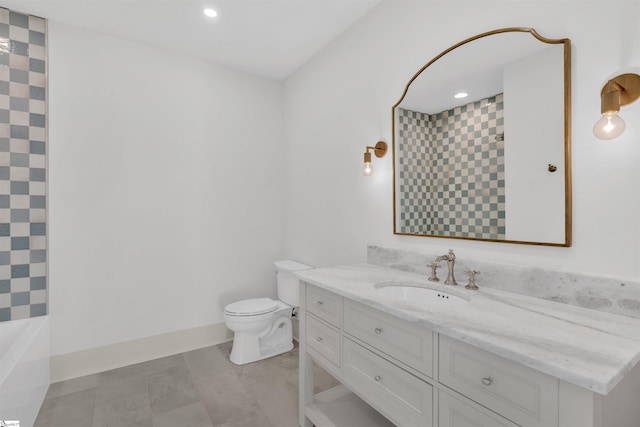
[0,0,382,80]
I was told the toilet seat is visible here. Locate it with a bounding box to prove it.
[224,298,279,316]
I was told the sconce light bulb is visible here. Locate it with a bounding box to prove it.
[593,112,626,140]
[363,162,374,176]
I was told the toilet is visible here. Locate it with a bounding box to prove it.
[224,259,312,365]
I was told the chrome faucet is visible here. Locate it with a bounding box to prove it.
[428,249,457,286]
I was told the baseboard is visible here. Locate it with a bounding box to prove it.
[50,322,233,383]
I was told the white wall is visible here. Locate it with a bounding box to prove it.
[283,2,640,280]
[504,45,565,243]
[48,23,284,356]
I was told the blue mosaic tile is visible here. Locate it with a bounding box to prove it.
[29,167,45,181]
[30,303,46,317]
[29,58,45,73]
[30,140,45,154]
[10,124,29,139]
[30,195,45,208]
[30,276,46,290]
[29,30,45,47]
[0,280,9,293]
[10,180,28,194]
[10,96,28,112]
[9,11,28,28]
[10,68,28,84]
[30,222,45,235]
[29,113,45,128]
[9,40,28,56]
[29,85,45,101]
[10,208,29,222]
[11,236,29,250]
[30,249,45,263]
[11,264,29,278]
[11,291,30,306]
[0,308,10,322]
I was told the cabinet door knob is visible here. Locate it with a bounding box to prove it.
[316,336,323,342]
[481,377,493,386]
[374,327,383,334]
[374,375,382,382]
[316,301,323,306]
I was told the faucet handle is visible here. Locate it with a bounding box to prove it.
[428,261,440,282]
[465,270,480,290]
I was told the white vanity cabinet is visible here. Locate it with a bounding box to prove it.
[299,281,640,427]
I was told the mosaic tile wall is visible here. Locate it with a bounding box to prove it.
[0,8,47,322]
[396,109,432,233]
[397,94,505,239]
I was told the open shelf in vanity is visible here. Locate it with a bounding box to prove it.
[305,385,394,427]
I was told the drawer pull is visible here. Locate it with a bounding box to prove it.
[481,377,494,386]
[316,336,323,342]
[316,301,324,307]
[374,327,383,334]
[374,375,382,382]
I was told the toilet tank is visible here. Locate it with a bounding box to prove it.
[275,260,313,307]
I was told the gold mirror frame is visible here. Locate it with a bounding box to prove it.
[392,27,572,247]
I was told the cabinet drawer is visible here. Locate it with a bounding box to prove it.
[343,299,433,377]
[439,390,519,427]
[306,285,342,327]
[306,314,340,368]
[439,336,558,427]
[343,337,433,427]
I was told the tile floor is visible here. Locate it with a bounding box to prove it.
[35,341,339,427]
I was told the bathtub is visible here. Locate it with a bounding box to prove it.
[0,316,50,427]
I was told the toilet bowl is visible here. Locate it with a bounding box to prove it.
[224,260,312,365]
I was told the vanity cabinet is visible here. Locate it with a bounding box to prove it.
[299,281,640,427]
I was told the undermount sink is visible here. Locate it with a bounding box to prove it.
[375,280,469,306]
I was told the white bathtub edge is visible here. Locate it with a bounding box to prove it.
[0,316,50,427]
[51,321,233,382]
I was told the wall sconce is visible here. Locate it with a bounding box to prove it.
[593,73,640,140]
[363,140,388,176]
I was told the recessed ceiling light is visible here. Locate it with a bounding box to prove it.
[454,92,468,99]
[204,8,218,18]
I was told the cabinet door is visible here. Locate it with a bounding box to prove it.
[342,337,433,427]
[439,335,558,427]
[343,299,433,377]
[439,391,520,427]
[306,313,341,368]
[306,285,342,327]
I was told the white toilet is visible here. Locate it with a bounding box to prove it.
[224,259,312,365]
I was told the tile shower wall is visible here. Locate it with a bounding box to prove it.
[397,94,505,239]
[0,8,47,322]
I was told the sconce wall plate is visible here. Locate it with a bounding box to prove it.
[601,73,640,108]
[594,73,640,140]
[363,140,388,176]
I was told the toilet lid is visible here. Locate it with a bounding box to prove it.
[224,298,279,316]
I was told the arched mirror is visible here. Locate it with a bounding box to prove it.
[393,28,571,246]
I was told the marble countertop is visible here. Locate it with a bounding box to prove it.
[295,263,640,395]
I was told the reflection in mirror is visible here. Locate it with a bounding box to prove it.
[393,28,571,246]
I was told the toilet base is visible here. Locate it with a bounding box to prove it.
[229,315,294,365]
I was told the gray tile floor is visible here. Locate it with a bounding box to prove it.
[35,341,339,427]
